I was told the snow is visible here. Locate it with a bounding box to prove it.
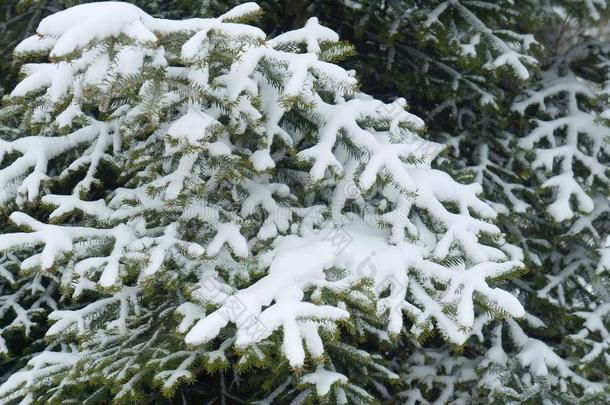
[55,103,84,128]
[180,21,265,61]
[573,304,610,364]
[301,367,348,396]
[514,66,609,221]
[167,106,219,146]
[10,64,54,97]
[218,2,261,22]
[83,53,111,85]
[37,2,155,57]
[0,124,102,202]
[115,46,145,77]
[424,0,537,80]
[268,17,339,54]
[13,34,55,55]
[0,351,83,400]
[186,221,523,358]
[250,149,276,171]
[206,223,249,258]
[599,236,610,275]
[0,1,535,401]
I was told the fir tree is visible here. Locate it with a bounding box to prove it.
[299,1,610,402]
[0,1,609,404]
[0,0,242,93]
[0,2,527,403]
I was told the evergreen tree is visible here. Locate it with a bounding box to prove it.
[0,0,241,93]
[0,1,526,403]
[296,1,610,402]
[0,1,609,404]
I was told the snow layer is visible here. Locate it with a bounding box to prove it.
[0,2,529,401]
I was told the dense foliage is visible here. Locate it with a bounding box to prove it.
[0,1,608,404]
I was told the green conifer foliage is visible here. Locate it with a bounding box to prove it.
[0,1,608,404]
[299,1,610,402]
[0,2,527,403]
